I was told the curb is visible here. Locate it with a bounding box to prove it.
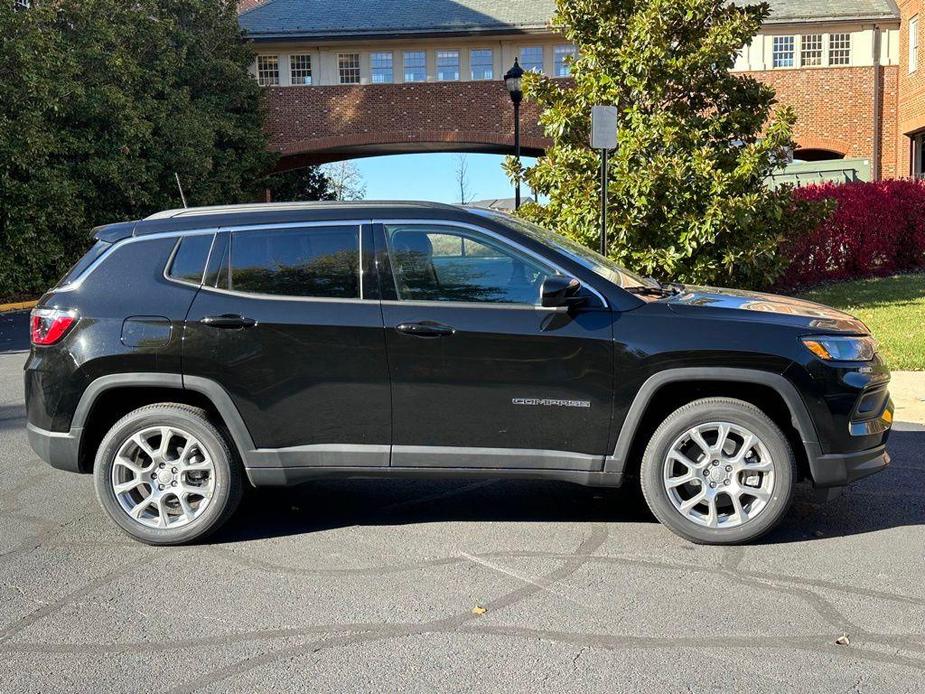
[0,300,38,313]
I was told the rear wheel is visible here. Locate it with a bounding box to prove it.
[640,397,795,545]
[93,404,243,545]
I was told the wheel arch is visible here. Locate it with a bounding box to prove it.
[73,373,256,473]
[606,368,818,480]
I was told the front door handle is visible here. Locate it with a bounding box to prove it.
[395,321,456,338]
[200,314,258,330]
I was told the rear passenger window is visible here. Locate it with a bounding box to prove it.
[227,226,360,298]
[167,234,214,285]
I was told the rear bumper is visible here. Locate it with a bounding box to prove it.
[807,443,891,488]
[27,423,82,473]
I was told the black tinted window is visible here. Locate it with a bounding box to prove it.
[58,239,111,286]
[229,227,359,298]
[386,225,553,304]
[168,235,213,284]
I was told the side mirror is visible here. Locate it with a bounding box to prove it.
[541,276,586,309]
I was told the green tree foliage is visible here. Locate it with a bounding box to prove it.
[0,0,275,299]
[506,0,830,288]
[265,166,336,202]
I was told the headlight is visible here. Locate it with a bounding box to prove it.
[801,335,876,362]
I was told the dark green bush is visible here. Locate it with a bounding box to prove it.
[0,0,275,300]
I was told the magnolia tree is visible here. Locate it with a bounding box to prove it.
[506,0,829,288]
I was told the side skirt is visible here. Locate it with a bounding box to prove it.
[245,465,624,489]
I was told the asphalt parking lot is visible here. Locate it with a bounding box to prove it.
[1,342,924,692]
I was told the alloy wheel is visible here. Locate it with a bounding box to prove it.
[662,421,775,529]
[110,426,216,529]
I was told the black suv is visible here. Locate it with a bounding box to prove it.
[25,202,893,545]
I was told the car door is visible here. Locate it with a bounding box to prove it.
[183,222,391,468]
[376,221,614,471]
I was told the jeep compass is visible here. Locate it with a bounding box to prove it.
[25,202,893,545]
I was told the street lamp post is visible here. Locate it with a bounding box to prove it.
[504,58,525,210]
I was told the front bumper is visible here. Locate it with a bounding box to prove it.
[27,423,82,473]
[794,361,894,488]
[807,443,891,488]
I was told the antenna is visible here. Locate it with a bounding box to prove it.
[174,173,188,209]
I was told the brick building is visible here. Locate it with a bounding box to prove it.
[238,0,925,181]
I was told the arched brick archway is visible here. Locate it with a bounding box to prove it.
[794,136,850,159]
[265,82,551,171]
[794,148,847,162]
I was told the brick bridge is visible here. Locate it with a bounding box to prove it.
[267,82,548,173]
[265,68,897,177]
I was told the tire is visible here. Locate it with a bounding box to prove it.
[93,403,243,545]
[639,397,796,545]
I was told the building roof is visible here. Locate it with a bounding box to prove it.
[239,0,554,40]
[239,0,900,41]
[740,0,899,24]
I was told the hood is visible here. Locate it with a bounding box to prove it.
[663,285,869,334]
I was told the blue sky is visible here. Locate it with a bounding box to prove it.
[353,153,537,203]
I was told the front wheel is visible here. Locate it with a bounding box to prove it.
[640,397,796,545]
[93,404,243,545]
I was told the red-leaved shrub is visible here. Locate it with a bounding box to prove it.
[777,180,925,290]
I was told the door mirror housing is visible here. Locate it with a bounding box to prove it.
[541,276,586,309]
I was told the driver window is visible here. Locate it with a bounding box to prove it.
[385,225,555,304]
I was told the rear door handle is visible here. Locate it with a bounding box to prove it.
[200,314,258,330]
[395,321,456,338]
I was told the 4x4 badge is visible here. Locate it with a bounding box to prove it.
[512,398,591,409]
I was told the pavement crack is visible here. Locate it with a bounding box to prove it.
[571,645,588,669]
[459,551,591,609]
[164,525,610,692]
[0,553,158,645]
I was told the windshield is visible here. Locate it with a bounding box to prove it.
[485,213,649,290]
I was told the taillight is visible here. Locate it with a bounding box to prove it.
[30,308,78,346]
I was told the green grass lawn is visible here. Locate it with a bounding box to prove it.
[797,273,925,371]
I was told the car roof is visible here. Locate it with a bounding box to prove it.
[92,201,495,242]
[143,200,462,221]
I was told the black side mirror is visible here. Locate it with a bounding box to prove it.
[541,276,586,309]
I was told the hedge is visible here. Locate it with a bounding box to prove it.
[778,179,925,290]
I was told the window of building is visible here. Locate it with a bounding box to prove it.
[910,17,919,73]
[913,132,925,177]
[385,225,554,305]
[829,33,851,66]
[470,49,494,80]
[801,34,823,67]
[404,51,427,82]
[256,55,279,87]
[554,45,576,77]
[226,227,360,299]
[436,50,460,81]
[290,54,312,85]
[370,52,393,83]
[338,53,361,84]
[520,46,544,73]
[772,36,795,68]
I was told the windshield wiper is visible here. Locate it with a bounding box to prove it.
[625,285,674,297]
[630,277,684,296]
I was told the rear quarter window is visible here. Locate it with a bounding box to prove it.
[58,240,112,287]
[167,234,214,285]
